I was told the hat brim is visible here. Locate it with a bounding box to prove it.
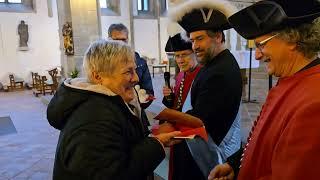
[229,1,320,39]
[165,34,193,52]
[286,12,320,26]
[228,1,287,39]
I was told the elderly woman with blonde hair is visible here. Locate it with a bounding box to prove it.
[47,39,180,180]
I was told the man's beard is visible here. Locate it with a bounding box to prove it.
[199,44,215,65]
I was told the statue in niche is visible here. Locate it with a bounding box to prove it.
[62,22,74,55]
[18,20,29,51]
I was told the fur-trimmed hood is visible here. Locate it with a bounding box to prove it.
[47,78,142,130]
[64,78,117,96]
[47,78,119,130]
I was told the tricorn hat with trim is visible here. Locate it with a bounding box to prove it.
[165,33,192,52]
[228,0,320,39]
[169,0,237,33]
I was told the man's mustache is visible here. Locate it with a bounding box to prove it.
[194,49,204,53]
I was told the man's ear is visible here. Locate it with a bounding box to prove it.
[288,42,297,51]
[91,71,102,84]
[214,32,223,43]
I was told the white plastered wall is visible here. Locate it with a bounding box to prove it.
[0,0,61,85]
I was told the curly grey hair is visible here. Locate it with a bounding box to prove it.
[274,18,320,59]
[83,39,134,82]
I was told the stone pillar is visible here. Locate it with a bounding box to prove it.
[56,0,101,78]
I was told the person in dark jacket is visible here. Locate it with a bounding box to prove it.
[47,39,180,180]
[162,33,201,111]
[108,23,154,109]
[165,0,243,179]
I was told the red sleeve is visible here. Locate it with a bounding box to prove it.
[270,102,320,180]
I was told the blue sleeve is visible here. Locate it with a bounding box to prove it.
[138,57,154,95]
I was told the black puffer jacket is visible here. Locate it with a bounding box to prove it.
[47,79,165,180]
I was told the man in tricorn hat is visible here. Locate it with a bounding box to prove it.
[162,33,202,180]
[209,0,320,180]
[162,33,201,111]
[168,0,243,179]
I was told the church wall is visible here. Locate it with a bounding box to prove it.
[100,0,130,38]
[0,0,259,86]
[101,17,169,65]
[133,19,159,61]
[0,0,61,85]
[159,17,169,61]
[100,1,169,65]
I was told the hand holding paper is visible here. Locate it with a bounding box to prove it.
[154,131,182,147]
[154,108,204,128]
[152,108,208,141]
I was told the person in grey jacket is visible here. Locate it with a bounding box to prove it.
[47,39,180,180]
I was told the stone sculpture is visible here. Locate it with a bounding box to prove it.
[18,20,29,51]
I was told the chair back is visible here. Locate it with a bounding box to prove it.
[48,68,58,89]
[9,74,14,82]
[31,72,37,87]
[9,74,15,87]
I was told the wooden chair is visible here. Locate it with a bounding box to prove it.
[31,72,37,88]
[31,68,59,97]
[47,68,59,91]
[32,73,43,97]
[42,76,55,95]
[32,74,55,96]
[8,74,24,91]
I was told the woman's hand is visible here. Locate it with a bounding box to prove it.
[208,163,234,180]
[154,131,181,147]
[157,122,176,133]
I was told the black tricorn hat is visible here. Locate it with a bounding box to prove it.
[228,0,320,39]
[169,0,237,33]
[165,33,192,52]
